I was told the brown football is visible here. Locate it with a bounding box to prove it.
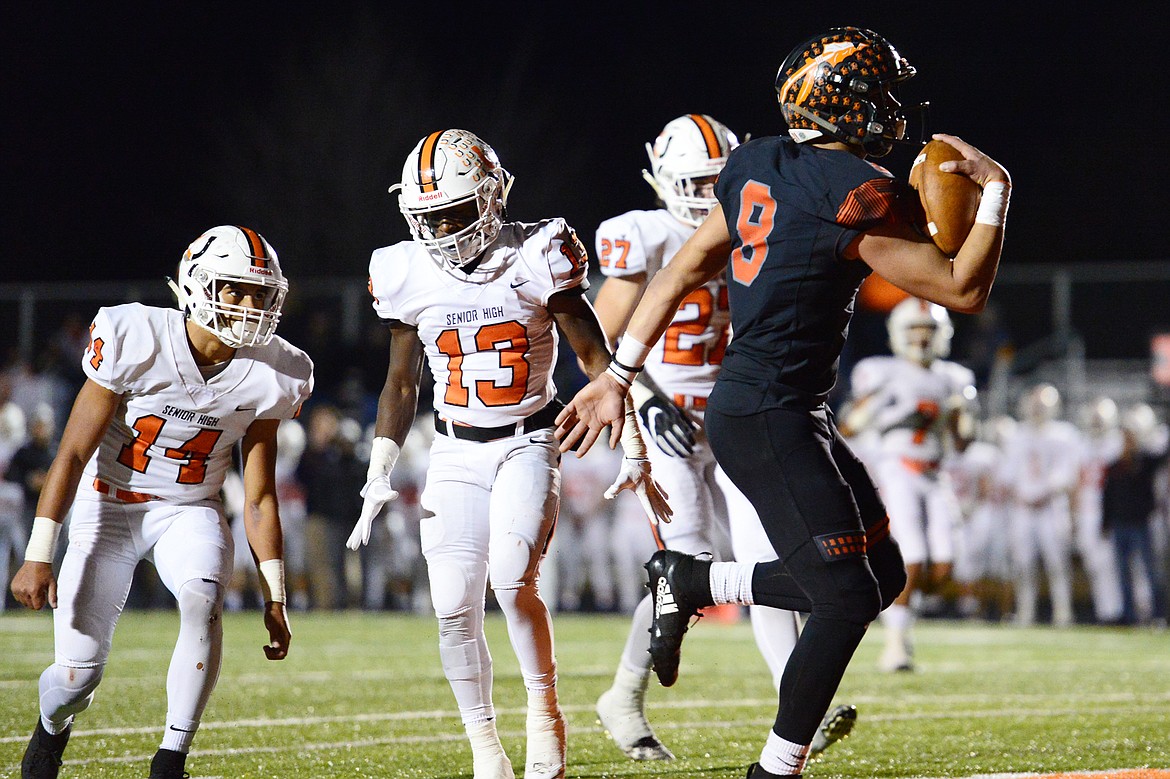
[908,139,981,257]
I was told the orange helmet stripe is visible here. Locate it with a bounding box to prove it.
[783,41,864,106]
[235,225,270,269]
[236,226,268,259]
[687,113,722,159]
[418,131,443,193]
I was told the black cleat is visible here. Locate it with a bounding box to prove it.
[148,748,190,779]
[21,720,71,779]
[809,703,857,758]
[745,763,799,778]
[645,549,703,687]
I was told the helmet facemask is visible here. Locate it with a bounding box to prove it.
[171,226,288,348]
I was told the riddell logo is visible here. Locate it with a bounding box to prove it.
[248,267,274,277]
[418,191,445,202]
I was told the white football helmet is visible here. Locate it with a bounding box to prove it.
[1018,383,1062,426]
[643,114,738,227]
[390,129,513,272]
[887,297,953,365]
[1078,396,1119,437]
[171,225,288,348]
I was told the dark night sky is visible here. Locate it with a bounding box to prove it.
[2,4,1166,287]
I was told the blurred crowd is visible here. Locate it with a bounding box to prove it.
[2,311,1167,628]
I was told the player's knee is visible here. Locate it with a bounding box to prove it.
[488,532,537,593]
[429,559,475,619]
[811,561,884,625]
[39,663,104,718]
[177,578,224,625]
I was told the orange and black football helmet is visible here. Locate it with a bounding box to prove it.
[776,27,923,157]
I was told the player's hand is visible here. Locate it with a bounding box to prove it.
[347,475,399,550]
[636,395,697,457]
[604,456,673,525]
[262,601,291,660]
[555,374,628,456]
[932,133,1011,188]
[10,561,57,611]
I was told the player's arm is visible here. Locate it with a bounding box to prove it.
[10,379,120,611]
[549,289,672,523]
[849,134,1011,314]
[347,321,424,550]
[556,207,731,454]
[593,273,697,456]
[240,417,291,660]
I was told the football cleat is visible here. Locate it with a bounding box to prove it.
[21,720,71,779]
[148,748,190,779]
[596,687,675,761]
[645,549,703,687]
[524,707,566,779]
[809,703,858,759]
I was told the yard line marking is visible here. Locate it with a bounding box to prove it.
[8,698,1168,747]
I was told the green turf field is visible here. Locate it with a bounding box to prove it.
[2,610,1167,778]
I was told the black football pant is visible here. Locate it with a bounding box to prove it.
[706,404,906,747]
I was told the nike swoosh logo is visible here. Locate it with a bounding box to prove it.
[510,279,529,289]
[236,405,257,411]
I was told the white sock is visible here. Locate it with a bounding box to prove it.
[466,718,507,760]
[759,728,808,775]
[709,561,756,606]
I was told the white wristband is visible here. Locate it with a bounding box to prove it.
[258,558,287,604]
[367,436,402,482]
[614,334,653,371]
[25,516,62,563]
[975,181,1011,227]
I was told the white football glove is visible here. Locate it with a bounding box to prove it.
[347,436,401,551]
[347,475,399,550]
[604,456,672,526]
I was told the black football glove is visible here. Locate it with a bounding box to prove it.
[635,393,698,457]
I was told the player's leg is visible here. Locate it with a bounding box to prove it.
[148,504,233,775]
[1010,504,1040,625]
[24,497,138,777]
[597,445,714,761]
[872,462,924,671]
[487,432,564,779]
[703,407,894,775]
[421,436,508,779]
[1037,503,1074,626]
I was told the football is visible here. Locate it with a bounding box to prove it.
[908,140,981,257]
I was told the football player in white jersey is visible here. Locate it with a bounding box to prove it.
[591,114,855,761]
[999,383,1082,627]
[842,297,975,671]
[10,225,314,779]
[350,129,670,779]
[1074,397,1126,623]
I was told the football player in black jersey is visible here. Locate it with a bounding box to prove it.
[556,27,1010,778]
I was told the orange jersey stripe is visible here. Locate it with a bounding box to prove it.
[688,113,721,159]
[418,131,443,193]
